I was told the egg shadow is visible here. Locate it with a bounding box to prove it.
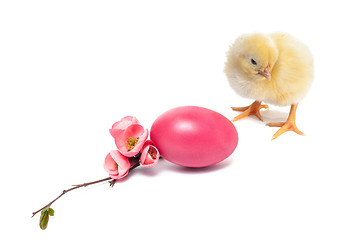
[134,156,235,177]
[167,157,234,174]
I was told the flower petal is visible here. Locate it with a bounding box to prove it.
[109,128,124,139]
[116,124,149,157]
[110,150,130,170]
[109,173,123,180]
[128,128,148,155]
[141,140,153,150]
[117,167,129,178]
[104,152,118,172]
[140,144,150,164]
[120,116,139,125]
[140,142,160,168]
[104,150,131,179]
[110,116,139,138]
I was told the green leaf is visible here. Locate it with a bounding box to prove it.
[41,207,49,215]
[48,208,54,216]
[39,207,54,230]
[39,210,49,230]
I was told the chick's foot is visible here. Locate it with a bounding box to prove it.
[231,100,268,121]
[266,104,304,140]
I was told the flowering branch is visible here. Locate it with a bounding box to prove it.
[33,116,160,230]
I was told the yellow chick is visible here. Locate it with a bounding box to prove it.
[224,33,314,140]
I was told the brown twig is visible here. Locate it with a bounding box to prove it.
[32,158,142,218]
[32,160,142,218]
[32,177,112,217]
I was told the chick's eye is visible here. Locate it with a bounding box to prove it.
[251,58,257,65]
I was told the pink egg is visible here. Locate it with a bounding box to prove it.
[150,106,238,167]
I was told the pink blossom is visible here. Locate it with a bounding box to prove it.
[140,140,160,168]
[109,116,139,138]
[113,124,148,157]
[104,150,131,179]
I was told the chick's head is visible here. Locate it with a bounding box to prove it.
[229,33,278,81]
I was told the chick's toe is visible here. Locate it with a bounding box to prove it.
[231,100,268,121]
[267,104,304,140]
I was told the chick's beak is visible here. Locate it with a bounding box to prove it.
[258,66,271,79]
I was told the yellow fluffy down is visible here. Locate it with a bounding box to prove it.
[224,32,314,106]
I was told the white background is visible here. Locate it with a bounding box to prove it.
[1,0,360,239]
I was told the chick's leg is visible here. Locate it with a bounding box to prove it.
[267,104,304,140]
[231,100,269,121]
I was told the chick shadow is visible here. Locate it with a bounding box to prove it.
[258,109,289,124]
